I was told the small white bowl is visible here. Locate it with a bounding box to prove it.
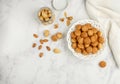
[67,19,106,60]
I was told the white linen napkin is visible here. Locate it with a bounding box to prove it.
[86,0,120,68]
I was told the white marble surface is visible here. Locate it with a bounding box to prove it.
[0,0,120,84]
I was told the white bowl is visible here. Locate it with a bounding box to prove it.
[67,19,106,60]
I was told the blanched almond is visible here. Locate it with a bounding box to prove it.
[56,32,63,39]
[53,48,61,54]
[44,30,50,37]
[64,12,67,17]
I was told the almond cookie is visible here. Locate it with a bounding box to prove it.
[84,37,91,44]
[75,24,82,30]
[75,48,81,53]
[88,30,94,36]
[81,32,88,38]
[86,46,92,53]
[74,30,81,36]
[72,43,77,49]
[82,25,89,32]
[92,47,98,54]
[99,61,106,68]
[98,37,104,44]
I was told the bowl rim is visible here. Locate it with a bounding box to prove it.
[66,19,107,60]
[51,0,68,11]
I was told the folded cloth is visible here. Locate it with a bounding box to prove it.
[86,0,120,68]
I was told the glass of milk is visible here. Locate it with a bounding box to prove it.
[51,0,68,11]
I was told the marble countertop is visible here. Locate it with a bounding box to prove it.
[0,0,120,84]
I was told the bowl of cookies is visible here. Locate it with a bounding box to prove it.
[38,7,55,25]
[67,20,106,60]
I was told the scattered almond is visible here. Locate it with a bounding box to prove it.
[53,48,61,54]
[67,16,73,21]
[54,24,59,29]
[59,18,64,22]
[66,20,71,26]
[39,52,43,58]
[40,39,44,44]
[32,43,37,48]
[38,45,42,50]
[33,34,38,38]
[43,39,48,42]
[46,46,51,51]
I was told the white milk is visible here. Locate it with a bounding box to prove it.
[52,0,68,10]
